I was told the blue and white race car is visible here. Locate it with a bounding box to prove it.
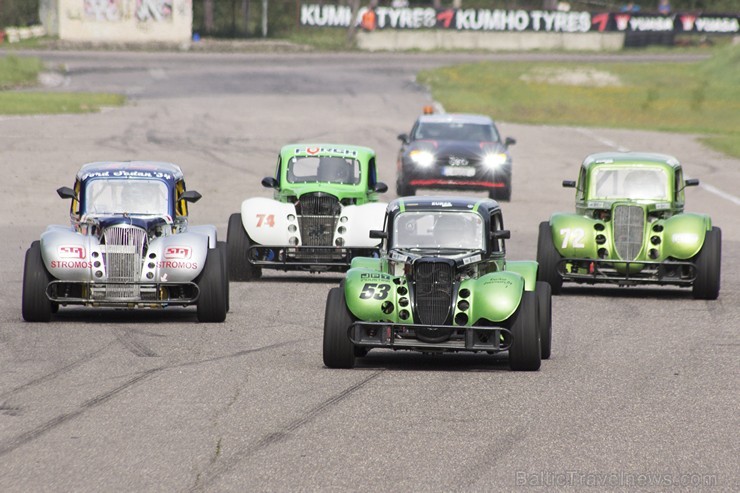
[22,161,228,322]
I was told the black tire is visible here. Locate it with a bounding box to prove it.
[196,247,227,323]
[537,221,563,295]
[227,213,262,282]
[535,281,552,360]
[22,241,54,322]
[396,179,415,197]
[692,227,721,300]
[488,174,512,202]
[354,346,369,358]
[217,241,230,312]
[508,291,541,371]
[323,287,356,369]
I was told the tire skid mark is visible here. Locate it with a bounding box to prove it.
[0,342,116,402]
[192,370,384,491]
[170,339,307,371]
[111,326,158,357]
[0,368,160,458]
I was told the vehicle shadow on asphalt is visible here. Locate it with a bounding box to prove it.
[354,350,513,372]
[560,286,694,300]
[46,308,201,324]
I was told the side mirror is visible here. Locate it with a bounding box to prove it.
[491,230,511,240]
[397,133,409,145]
[685,178,699,187]
[373,182,388,194]
[180,190,202,203]
[57,186,77,200]
[261,176,278,189]
[369,230,387,239]
[504,137,516,147]
[562,180,576,188]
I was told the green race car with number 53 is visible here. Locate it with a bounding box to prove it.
[537,152,721,299]
[323,196,551,371]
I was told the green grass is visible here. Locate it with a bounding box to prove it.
[418,45,740,158]
[0,92,125,114]
[284,27,355,50]
[0,53,125,114]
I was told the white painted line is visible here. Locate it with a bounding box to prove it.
[433,101,446,114]
[148,68,167,80]
[696,182,740,206]
[575,128,629,152]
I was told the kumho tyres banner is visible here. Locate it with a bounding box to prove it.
[299,4,739,35]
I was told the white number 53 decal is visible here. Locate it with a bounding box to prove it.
[560,228,585,249]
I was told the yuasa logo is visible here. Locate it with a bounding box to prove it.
[164,247,192,259]
[58,246,86,258]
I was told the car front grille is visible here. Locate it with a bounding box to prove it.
[613,205,644,261]
[101,225,147,299]
[414,260,454,326]
[297,193,340,248]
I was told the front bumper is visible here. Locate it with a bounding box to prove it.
[46,280,200,307]
[247,245,378,272]
[349,321,512,353]
[558,258,697,286]
[404,162,510,191]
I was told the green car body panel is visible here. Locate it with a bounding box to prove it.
[538,151,721,296]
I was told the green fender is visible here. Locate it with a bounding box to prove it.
[462,271,525,325]
[661,213,711,259]
[344,268,404,322]
[505,260,538,291]
[549,213,600,258]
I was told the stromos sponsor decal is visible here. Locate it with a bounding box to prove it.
[158,260,199,269]
[51,260,92,269]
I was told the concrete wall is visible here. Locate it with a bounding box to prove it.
[45,0,192,43]
[357,31,625,52]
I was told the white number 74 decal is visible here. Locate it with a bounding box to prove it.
[560,228,585,248]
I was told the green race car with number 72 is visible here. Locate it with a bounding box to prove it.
[323,196,552,371]
[537,152,721,299]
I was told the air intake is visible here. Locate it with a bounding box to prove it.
[613,205,644,261]
[414,260,454,328]
[102,225,147,299]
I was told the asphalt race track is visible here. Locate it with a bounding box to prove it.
[0,50,737,491]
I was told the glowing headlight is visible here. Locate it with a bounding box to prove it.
[483,153,507,168]
[409,150,435,167]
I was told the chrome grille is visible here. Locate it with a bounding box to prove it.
[297,193,340,251]
[101,225,147,299]
[613,205,644,261]
[414,261,453,325]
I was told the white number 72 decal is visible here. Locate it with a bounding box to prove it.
[560,228,585,248]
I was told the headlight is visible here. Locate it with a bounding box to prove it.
[409,150,435,167]
[483,153,507,168]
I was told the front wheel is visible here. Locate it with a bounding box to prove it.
[535,282,552,360]
[537,221,563,294]
[508,291,541,371]
[217,241,230,312]
[488,173,512,202]
[22,241,54,322]
[196,247,227,323]
[323,287,356,368]
[692,227,721,300]
[227,213,262,282]
[396,179,415,197]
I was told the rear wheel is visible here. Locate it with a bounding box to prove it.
[508,291,541,371]
[22,241,54,322]
[196,247,227,323]
[537,221,563,294]
[535,282,552,360]
[227,213,262,281]
[217,241,230,312]
[692,227,721,300]
[323,287,356,368]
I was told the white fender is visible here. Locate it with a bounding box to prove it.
[337,202,387,248]
[147,233,209,282]
[188,225,218,248]
[241,198,298,246]
[40,229,96,281]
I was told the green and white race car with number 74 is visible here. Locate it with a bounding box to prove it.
[537,152,721,299]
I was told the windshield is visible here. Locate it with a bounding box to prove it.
[83,179,170,215]
[590,167,670,201]
[412,122,498,142]
[287,156,361,185]
[393,211,484,250]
